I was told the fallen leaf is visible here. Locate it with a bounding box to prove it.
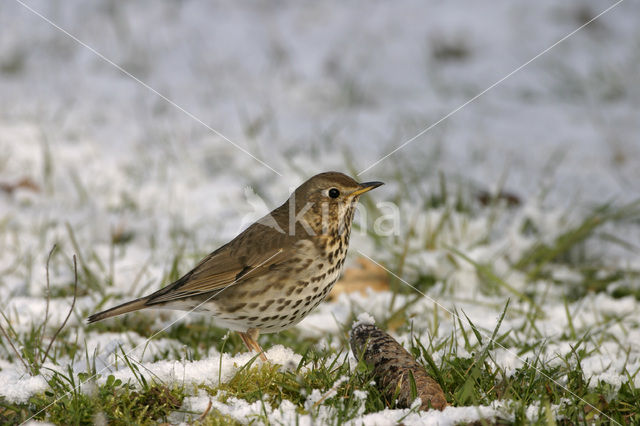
[329,257,389,300]
[476,189,521,207]
[0,177,40,194]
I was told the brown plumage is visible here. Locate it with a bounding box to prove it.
[88,171,383,360]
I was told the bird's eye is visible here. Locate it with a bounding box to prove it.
[328,188,340,198]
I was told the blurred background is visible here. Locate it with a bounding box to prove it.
[1,0,639,292]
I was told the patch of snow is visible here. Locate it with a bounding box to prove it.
[100,345,301,390]
[353,312,375,328]
[0,361,48,403]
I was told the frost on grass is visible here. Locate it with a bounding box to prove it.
[0,362,48,404]
[1,0,640,424]
[100,345,301,390]
[352,312,375,328]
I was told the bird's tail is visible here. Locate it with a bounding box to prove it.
[87,297,149,323]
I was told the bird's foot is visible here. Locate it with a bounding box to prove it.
[238,329,268,361]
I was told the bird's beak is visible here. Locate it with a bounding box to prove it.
[351,181,384,197]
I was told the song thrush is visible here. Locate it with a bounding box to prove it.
[88,171,383,360]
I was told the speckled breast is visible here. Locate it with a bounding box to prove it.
[209,229,351,333]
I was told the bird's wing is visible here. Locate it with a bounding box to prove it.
[146,223,293,305]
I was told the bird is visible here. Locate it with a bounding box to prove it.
[88,171,383,360]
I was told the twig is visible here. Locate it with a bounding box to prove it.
[312,380,344,409]
[0,317,32,374]
[38,244,57,364]
[195,399,213,422]
[42,255,78,364]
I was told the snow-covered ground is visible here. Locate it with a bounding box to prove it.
[1,0,639,424]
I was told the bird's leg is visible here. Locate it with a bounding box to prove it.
[237,328,267,361]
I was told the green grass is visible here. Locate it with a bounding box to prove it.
[1,171,640,424]
[201,351,382,418]
[1,370,184,425]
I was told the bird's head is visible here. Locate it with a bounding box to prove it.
[287,171,384,237]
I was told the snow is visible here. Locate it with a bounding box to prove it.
[99,345,302,391]
[0,360,48,403]
[1,0,640,424]
[352,312,375,328]
[174,396,577,425]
